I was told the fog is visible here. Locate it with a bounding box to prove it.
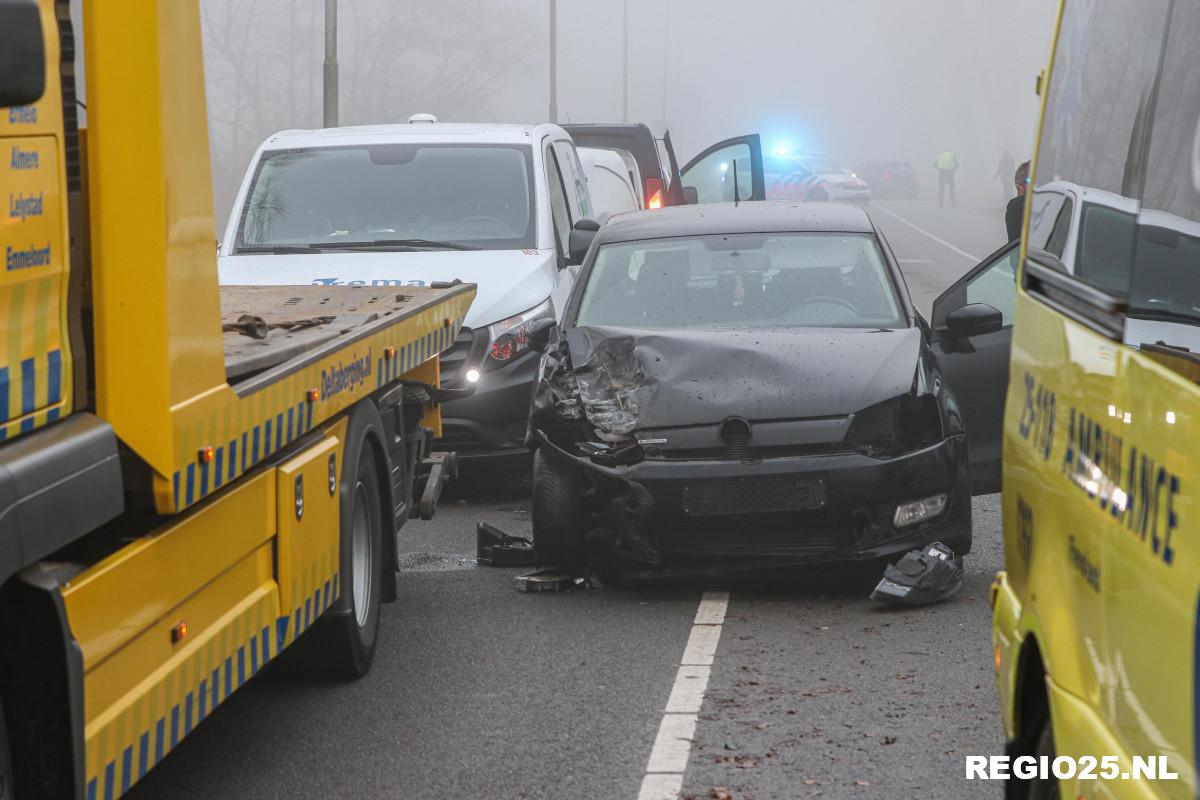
[199,0,1056,225]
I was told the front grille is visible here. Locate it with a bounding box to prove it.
[440,326,477,384]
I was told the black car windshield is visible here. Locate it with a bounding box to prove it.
[235,143,535,251]
[575,232,905,330]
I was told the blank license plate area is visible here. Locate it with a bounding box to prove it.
[681,477,827,516]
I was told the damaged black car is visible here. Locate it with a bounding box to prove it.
[525,201,1010,577]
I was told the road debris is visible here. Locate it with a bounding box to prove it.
[514,567,594,592]
[475,522,537,566]
[869,542,963,606]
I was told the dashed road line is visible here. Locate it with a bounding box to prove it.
[637,591,730,800]
[872,203,981,263]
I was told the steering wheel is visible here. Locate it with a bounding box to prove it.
[797,295,859,313]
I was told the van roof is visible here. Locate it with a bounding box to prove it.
[260,122,557,151]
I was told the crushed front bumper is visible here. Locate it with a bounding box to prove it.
[538,432,970,566]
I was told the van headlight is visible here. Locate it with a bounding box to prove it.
[486,298,555,366]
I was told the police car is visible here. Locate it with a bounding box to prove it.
[765,152,872,204]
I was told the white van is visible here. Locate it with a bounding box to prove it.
[218,122,597,459]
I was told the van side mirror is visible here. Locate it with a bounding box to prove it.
[682,186,699,204]
[527,318,557,353]
[945,303,1002,340]
[0,2,46,108]
[567,218,601,266]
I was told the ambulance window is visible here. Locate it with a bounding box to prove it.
[1126,0,1200,347]
[1031,0,1171,303]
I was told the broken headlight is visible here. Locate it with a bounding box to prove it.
[486,298,555,367]
[846,394,943,458]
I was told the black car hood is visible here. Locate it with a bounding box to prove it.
[564,325,922,433]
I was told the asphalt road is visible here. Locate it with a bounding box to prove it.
[128,194,1016,800]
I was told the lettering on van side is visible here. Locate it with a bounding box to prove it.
[312,277,427,287]
[5,243,51,271]
[1067,535,1101,592]
[7,106,37,125]
[1060,406,1180,567]
[320,350,372,399]
[1018,372,1056,461]
[8,192,44,221]
[9,147,39,170]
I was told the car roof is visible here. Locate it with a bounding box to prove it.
[259,122,554,150]
[597,201,876,243]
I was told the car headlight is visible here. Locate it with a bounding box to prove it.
[486,298,555,367]
[846,394,943,458]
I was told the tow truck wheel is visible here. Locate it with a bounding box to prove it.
[0,697,12,800]
[531,448,586,572]
[313,444,384,679]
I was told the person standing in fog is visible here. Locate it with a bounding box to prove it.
[995,149,1016,203]
[934,148,959,208]
[1005,161,1031,242]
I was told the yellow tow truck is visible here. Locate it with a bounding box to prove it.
[0,2,474,798]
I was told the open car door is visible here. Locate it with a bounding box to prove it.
[678,133,765,204]
[929,241,1019,494]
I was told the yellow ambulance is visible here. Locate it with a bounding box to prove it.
[993,1,1200,798]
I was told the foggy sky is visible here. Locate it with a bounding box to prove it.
[199,0,1056,224]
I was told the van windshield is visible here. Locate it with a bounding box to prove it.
[235,143,536,252]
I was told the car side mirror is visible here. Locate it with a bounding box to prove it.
[945,303,1002,340]
[682,186,699,204]
[0,2,46,108]
[527,318,557,353]
[567,218,601,266]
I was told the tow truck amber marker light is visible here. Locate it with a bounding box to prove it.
[385,346,397,360]
[198,446,214,464]
[994,646,1001,672]
[171,621,189,644]
[306,388,320,403]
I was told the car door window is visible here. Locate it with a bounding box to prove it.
[552,141,591,221]
[681,141,754,203]
[965,246,1019,325]
[545,145,572,254]
[932,243,1018,330]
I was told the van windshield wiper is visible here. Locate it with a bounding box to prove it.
[234,245,315,255]
[308,239,480,251]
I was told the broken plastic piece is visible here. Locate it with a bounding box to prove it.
[870,541,963,606]
[476,522,537,567]
[515,568,579,592]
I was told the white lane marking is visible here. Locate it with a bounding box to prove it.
[645,713,699,773]
[637,591,730,800]
[665,665,711,713]
[637,774,684,800]
[872,203,981,263]
[681,623,722,666]
[694,595,729,625]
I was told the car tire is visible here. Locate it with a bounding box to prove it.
[309,444,385,679]
[532,448,587,572]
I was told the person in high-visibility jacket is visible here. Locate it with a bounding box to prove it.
[933,148,959,208]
